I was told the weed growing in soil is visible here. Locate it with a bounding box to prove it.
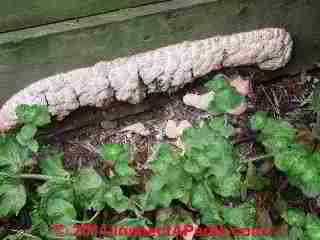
[205,74,246,114]
[1,75,320,240]
[251,112,320,198]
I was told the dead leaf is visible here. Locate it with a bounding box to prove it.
[183,92,215,110]
[165,120,192,139]
[297,128,316,150]
[230,76,250,96]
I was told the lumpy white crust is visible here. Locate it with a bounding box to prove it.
[0,28,293,130]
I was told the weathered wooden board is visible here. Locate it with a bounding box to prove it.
[0,0,319,104]
[0,0,170,32]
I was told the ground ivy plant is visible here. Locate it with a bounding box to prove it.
[138,116,245,225]
[2,74,320,240]
[281,208,320,240]
[0,106,139,240]
[0,105,51,218]
[205,74,246,114]
[251,112,320,198]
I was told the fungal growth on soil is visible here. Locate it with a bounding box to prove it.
[0,28,293,131]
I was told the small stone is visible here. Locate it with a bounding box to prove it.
[165,120,192,139]
[177,120,192,135]
[230,76,250,96]
[183,92,214,110]
[121,122,150,136]
[165,120,178,139]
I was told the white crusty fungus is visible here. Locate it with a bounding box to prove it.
[0,28,293,131]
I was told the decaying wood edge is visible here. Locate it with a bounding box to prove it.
[0,28,292,132]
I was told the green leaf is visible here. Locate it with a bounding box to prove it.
[209,173,242,197]
[250,112,268,130]
[182,123,218,151]
[46,198,76,224]
[273,146,320,198]
[182,120,237,180]
[288,226,304,240]
[104,186,131,213]
[86,187,107,211]
[149,143,180,174]
[14,105,51,154]
[0,137,30,174]
[281,208,306,227]
[75,167,104,193]
[305,214,320,240]
[191,183,223,225]
[101,144,131,163]
[253,114,320,199]
[37,181,74,203]
[144,166,192,211]
[115,162,136,177]
[74,167,106,209]
[147,175,167,192]
[0,182,26,217]
[208,116,235,138]
[15,104,51,127]
[252,113,297,141]
[222,200,256,228]
[259,119,296,141]
[40,152,70,178]
[101,144,137,185]
[207,151,235,179]
[27,139,39,153]
[31,209,52,239]
[263,137,292,154]
[205,74,230,91]
[187,147,219,170]
[16,124,37,146]
[212,88,246,113]
[204,74,247,114]
[183,155,203,174]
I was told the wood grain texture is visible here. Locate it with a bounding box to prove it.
[0,0,170,32]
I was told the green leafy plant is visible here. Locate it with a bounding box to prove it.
[138,116,244,226]
[15,104,51,153]
[280,208,320,239]
[0,105,52,218]
[101,144,137,185]
[205,74,246,114]
[31,145,138,239]
[0,105,139,239]
[251,112,320,198]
